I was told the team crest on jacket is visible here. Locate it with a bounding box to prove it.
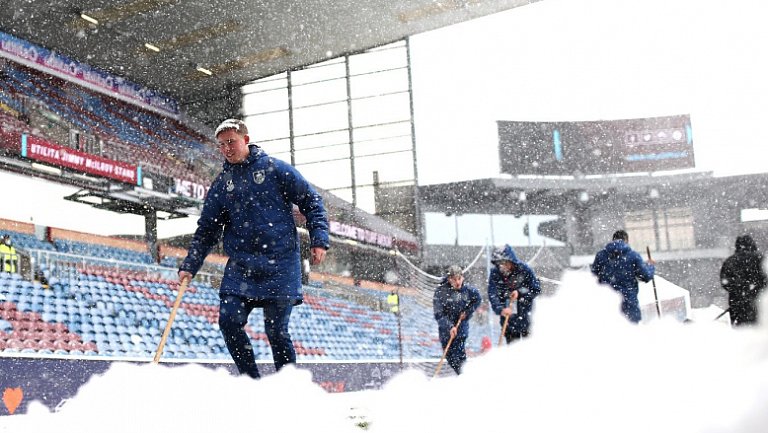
[253,170,266,184]
[226,179,234,192]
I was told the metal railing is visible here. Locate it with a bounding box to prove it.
[24,248,220,286]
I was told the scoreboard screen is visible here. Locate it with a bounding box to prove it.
[498,115,694,176]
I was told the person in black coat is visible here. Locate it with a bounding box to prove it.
[433,265,481,375]
[720,234,767,326]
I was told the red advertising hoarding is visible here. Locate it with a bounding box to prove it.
[21,134,138,184]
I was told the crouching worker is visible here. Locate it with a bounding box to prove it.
[489,245,541,344]
[433,265,481,375]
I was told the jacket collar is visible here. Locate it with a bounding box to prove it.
[223,145,263,170]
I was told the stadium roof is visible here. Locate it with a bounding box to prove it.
[0,0,535,104]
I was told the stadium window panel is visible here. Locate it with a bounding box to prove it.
[293,102,349,136]
[296,159,352,191]
[293,140,350,166]
[351,92,410,128]
[624,210,658,252]
[663,207,695,250]
[241,74,287,93]
[354,151,414,185]
[254,138,291,161]
[291,79,347,108]
[355,134,413,157]
[294,130,349,151]
[290,60,346,86]
[243,111,289,142]
[242,87,289,115]
[624,207,695,252]
[353,122,411,142]
[348,44,408,75]
[349,68,409,99]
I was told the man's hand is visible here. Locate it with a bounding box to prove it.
[647,259,656,265]
[179,271,192,285]
[450,326,458,339]
[310,247,326,265]
[501,307,513,318]
[510,290,519,301]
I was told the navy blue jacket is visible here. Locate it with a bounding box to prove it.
[433,279,482,338]
[181,146,329,302]
[591,240,654,295]
[488,245,541,333]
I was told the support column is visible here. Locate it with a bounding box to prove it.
[145,211,159,264]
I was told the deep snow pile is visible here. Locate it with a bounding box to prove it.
[2,270,767,433]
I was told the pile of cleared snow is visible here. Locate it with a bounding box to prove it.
[364,271,768,433]
[2,270,767,433]
[1,364,359,433]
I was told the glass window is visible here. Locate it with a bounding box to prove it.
[242,88,288,115]
[625,210,657,251]
[349,45,408,75]
[241,74,286,93]
[243,111,289,142]
[292,79,347,108]
[625,207,694,252]
[294,140,349,166]
[354,151,415,190]
[351,93,411,127]
[354,122,412,142]
[664,207,695,250]
[291,61,345,86]
[350,68,409,99]
[296,159,352,191]
[254,138,291,159]
[294,130,349,151]
[354,134,413,158]
[293,101,349,136]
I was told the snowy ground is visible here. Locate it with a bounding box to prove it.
[1,270,766,433]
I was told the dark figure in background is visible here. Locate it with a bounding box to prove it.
[179,119,329,379]
[720,234,766,326]
[0,235,18,273]
[591,230,655,323]
[488,245,541,343]
[433,265,481,374]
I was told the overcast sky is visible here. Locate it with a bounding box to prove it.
[411,0,768,185]
[1,0,767,237]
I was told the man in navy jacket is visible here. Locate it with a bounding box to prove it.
[488,245,541,344]
[433,265,481,374]
[179,119,329,378]
[591,230,655,323]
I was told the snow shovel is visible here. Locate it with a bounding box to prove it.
[646,247,661,318]
[498,291,516,346]
[714,308,730,321]
[152,278,189,363]
[433,315,464,378]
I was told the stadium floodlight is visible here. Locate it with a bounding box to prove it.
[80,13,99,25]
[195,66,213,76]
[144,43,160,52]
